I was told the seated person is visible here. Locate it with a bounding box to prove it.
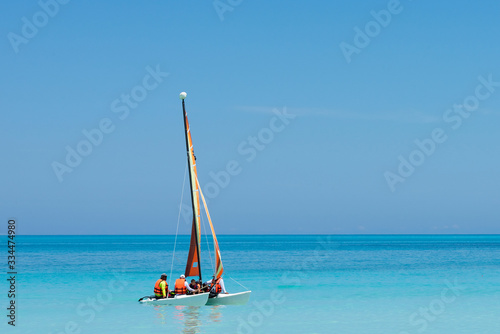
[154,273,169,299]
[204,276,228,295]
[189,279,201,294]
[174,274,197,295]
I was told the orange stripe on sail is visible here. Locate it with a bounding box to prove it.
[184,111,202,277]
[185,114,201,252]
[196,177,224,279]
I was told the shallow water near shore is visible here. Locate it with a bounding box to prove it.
[3,235,499,333]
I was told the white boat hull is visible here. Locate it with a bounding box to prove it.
[205,291,251,305]
[140,293,209,306]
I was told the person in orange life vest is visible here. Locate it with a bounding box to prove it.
[174,274,197,295]
[154,273,169,299]
[189,279,201,294]
[205,276,227,294]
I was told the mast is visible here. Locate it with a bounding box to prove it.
[181,94,203,283]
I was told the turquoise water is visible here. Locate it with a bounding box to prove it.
[2,235,499,333]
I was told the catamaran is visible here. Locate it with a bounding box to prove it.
[140,92,251,306]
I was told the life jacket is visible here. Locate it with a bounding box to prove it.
[154,279,167,297]
[189,283,199,290]
[175,278,187,295]
[211,277,222,294]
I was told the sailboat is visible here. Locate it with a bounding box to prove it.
[140,92,251,306]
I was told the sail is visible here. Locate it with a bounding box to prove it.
[197,177,224,279]
[185,220,200,277]
[182,101,202,279]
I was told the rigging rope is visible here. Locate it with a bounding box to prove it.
[200,206,215,275]
[169,163,188,287]
[228,275,250,291]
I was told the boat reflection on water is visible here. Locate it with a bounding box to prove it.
[153,304,225,332]
[176,306,202,334]
[208,305,223,323]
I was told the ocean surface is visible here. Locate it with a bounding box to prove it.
[2,235,499,334]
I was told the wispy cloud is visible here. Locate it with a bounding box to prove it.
[479,108,500,116]
[235,106,441,124]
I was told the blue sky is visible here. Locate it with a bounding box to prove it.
[1,0,499,234]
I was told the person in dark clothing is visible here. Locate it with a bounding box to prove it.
[189,279,201,294]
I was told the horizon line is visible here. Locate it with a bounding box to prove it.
[4,233,500,236]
